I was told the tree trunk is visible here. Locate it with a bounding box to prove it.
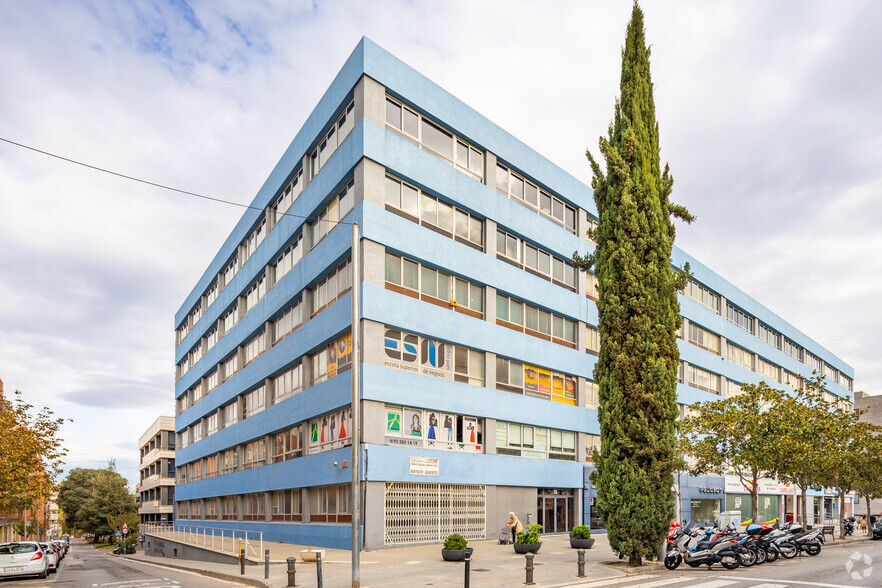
[629,554,642,567]
[750,490,759,523]
[866,494,872,535]
[800,487,808,527]
[838,487,846,538]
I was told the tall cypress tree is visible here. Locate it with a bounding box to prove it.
[574,2,693,566]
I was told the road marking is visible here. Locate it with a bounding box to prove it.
[686,581,740,588]
[405,560,421,564]
[553,576,660,588]
[729,577,864,588]
[610,577,691,588]
[745,584,788,588]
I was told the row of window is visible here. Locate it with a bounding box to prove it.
[495,421,577,461]
[496,228,577,290]
[682,279,852,391]
[384,175,484,248]
[176,484,351,523]
[384,404,483,453]
[495,163,577,234]
[385,96,484,180]
[385,252,484,315]
[175,97,358,346]
[496,293,577,346]
[177,406,353,483]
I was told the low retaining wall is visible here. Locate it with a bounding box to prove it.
[143,533,253,565]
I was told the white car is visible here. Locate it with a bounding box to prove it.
[0,542,49,580]
[38,542,58,573]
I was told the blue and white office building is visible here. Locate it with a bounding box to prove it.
[172,38,855,549]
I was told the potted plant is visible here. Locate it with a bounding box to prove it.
[441,533,473,561]
[569,525,594,549]
[513,524,543,554]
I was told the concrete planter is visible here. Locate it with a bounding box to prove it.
[299,549,325,562]
[513,542,541,554]
[441,547,473,561]
[569,537,595,549]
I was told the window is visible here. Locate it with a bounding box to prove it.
[785,372,804,391]
[221,448,238,475]
[585,380,599,410]
[688,323,721,354]
[496,293,576,345]
[757,356,781,383]
[190,423,203,444]
[204,497,217,519]
[385,252,484,315]
[310,258,351,315]
[496,356,577,405]
[271,489,302,521]
[222,302,240,334]
[243,386,265,419]
[205,370,218,393]
[727,343,754,371]
[311,101,355,175]
[453,346,483,386]
[308,484,352,523]
[243,330,266,365]
[204,454,218,478]
[311,179,355,246]
[804,351,823,373]
[310,332,353,385]
[586,326,600,355]
[207,412,218,436]
[205,280,219,308]
[497,228,577,290]
[274,169,304,221]
[243,493,265,520]
[223,401,239,427]
[311,347,328,385]
[384,405,482,453]
[688,365,720,394]
[244,439,266,469]
[272,426,302,462]
[206,326,218,350]
[683,280,721,314]
[242,218,266,263]
[758,323,781,350]
[495,163,577,233]
[385,97,483,180]
[177,393,190,415]
[222,255,239,289]
[495,421,576,461]
[727,304,753,334]
[308,407,352,453]
[221,353,239,382]
[273,363,303,403]
[244,274,267,313]
[584,216,599,244]
[221,496,237,520]
[586,272,599,300]
[274,235,303,284]
[273,299,302,342]
[178,428,189,449]
[783,338,802,362]
[190,498,202,518]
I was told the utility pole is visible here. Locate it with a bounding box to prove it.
[350,222,361,588]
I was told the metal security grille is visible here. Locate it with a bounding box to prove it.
[384,482,485,544]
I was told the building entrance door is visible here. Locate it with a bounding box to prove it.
[537,489,574,534]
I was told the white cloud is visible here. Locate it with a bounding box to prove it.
[1,0,879,488]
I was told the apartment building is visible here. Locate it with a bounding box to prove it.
[138,416,176,525]
[172,38,854,549]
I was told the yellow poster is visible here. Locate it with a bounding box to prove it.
[524,365,538,391]
[536,367,551,395]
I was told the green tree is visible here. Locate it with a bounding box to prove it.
[679,382,785,522]
[852,431,882,531]
[574,2,693,566]
[57,461,136,542]
[0,390,68,514]
[770,375,836,526]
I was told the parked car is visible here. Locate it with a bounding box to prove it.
[38,543,58,573]
[0,542,49,580]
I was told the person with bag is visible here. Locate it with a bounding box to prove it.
[505,512,524,543]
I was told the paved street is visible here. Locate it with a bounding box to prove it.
[0,539,245,588]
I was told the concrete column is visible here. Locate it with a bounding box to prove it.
[681,317,689,339]
[301,487,311,523]
[355,74,386,128]
[484,351,496,390]
[362,400,385,445]
[362,319,385,369]
[236,495,244,522]
[264,492,273,523]
[484,418,497,454]
[576,376,587,408]
[484,285,497,324]
[577,322,588,353]
[361,239,386,289]
[265,376,275,408]
[356,158,386,209]
[484,219,497,257]
[302,153,314,186]
[484,151,497,189]
[578,208,590,243]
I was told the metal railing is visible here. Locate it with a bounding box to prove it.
[141,522,263,560]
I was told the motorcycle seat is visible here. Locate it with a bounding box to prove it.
[697,537,730,550]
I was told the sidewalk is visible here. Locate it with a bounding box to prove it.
[125,529,875,588]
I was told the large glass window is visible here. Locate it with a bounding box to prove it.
[496,356,576,405]
[385,175,483,247]
[688,323,721,354]
[385,252,483,314]
[496,293,576,345]
[496,421,576,461]
[495,163,576,233]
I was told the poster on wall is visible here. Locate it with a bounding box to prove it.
[384,330,419,373]
[735,496,742,508]
[404,408,423,438]
[387,406,480,453]
[420,339,453,380]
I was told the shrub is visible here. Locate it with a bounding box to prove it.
[443,534,468,550]
[571,525,591,540]
[516,524,543,544]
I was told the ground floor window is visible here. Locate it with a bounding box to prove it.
[725,493,780,523]
[384,483,485,545]
[690,499,720,525]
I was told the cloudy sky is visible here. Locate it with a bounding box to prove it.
[1,0,880,489]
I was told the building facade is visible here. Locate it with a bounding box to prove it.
[138,416,176,525]
[172,38,855,549]
[854,391,882,519]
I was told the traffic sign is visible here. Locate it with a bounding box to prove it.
[122,523,128,534]
[115,530,121,536]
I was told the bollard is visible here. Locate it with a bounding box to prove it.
[240,547,245,575]
[525,552,535,585]
[577,549,586,577]
[286,556,297,587]
[316,551,323,588]
[464,550,471,588]
[265,549,270,579]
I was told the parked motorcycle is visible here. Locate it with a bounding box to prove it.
[664,522,741,570]
[777,523,822,557]
[871,518,882,540]
[843,516,855,537]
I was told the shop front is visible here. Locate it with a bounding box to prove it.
[724,476,793,523]
[678,474,724,525]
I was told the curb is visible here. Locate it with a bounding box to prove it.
[120,554,272,588]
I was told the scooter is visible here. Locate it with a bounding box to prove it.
[843,517,855,537]
[871,519,882,540]
[664,522,741,570]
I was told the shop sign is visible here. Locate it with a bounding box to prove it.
[725,476,795,495]
[409,456,439,476]
[734,496,742,508]
[698,487,722,494]
[764,497,771,508]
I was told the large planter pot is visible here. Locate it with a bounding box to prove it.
[513,542,541,554]
[569,537,595,549]
[299,549,325,562]
[441,547,473,561]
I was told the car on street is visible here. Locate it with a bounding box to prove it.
[0,541,49,580]
[38,542,58,573]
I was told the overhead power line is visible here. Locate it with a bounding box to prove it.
[0,136,354,225]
